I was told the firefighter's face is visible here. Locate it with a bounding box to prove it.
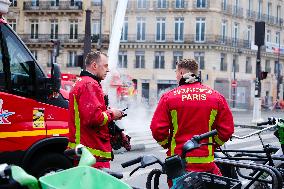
[93,54,109,80]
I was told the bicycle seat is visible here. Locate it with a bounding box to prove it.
[101,168,123,179]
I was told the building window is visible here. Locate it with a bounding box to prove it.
[222,0,227,11]
[121,17,128,41]
[156,18,166,42]
[31,0,39,6]
[30,20,38,39]
[135,51,145,68]
[10,0,17,7]
[221,20,227,43]
[232,55,239,73]
[174,17,184,42]
[232,22,239,46]
[194,52,205,70]
[51,0,59,6]
[157,0,167,8]
[277,5,281,23]
[233,0,239,15]
[265,60,271,73]
[195,18,205,42]
[175,0,184,8]
[267,2,272,18]
[276,32,280,44]
[50,20,58,39]
[173,51,183,69]
[92,20,100,35]
[258,0,262,19]
[248,0,252,12]
[69,20,78,40]
[67,51,77,67]
[245,25,252,48]
[118,51,128,68]
[220,53,227,71]
[137,0,146,8]
[8,19,16,31]
[266,30,271,43]
[31,50,38,60]
[196,0,206,8]
[136,17,146,41]
[154,51,165,69]
[245,57,252,73]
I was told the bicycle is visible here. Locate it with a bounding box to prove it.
[215,117,284,189]
[0,144,133,189]
[122,130,282,189]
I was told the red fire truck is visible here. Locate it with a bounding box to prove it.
[0,7,71,177]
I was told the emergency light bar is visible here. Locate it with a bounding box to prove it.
[0,0,10,15]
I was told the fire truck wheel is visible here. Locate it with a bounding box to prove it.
[29,152,72,178]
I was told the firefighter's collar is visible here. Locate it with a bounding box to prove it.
[80,70,101,83]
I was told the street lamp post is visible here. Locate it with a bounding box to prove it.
[98,0,103,50]
[276,20,282,100]
[232,58,236,108]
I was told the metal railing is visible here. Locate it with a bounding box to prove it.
[221,3,232,15]
[18,34,109,44]
[120,34,252,49]
[232,5,243,18]
[127,0,151,11]
[23,1,83,11]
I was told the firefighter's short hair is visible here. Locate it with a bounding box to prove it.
[85,51,108,66]
[176,59,199,75]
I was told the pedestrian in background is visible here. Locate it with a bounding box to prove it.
[68,51,124,168]
[150,59,234,182]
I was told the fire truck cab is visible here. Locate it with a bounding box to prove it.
[0,3,71,178]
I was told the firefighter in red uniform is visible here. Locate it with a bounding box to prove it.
[68,51,124,168]
[150,59,234,178]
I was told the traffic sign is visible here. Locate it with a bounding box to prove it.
[231,80,237,87]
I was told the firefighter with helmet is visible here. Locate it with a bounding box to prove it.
[150,59,234,182]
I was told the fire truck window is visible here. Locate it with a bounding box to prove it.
[2,25,35,96]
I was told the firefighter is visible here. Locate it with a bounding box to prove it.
[68,51,124,168]
[150,59,234,178]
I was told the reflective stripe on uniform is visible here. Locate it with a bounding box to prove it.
[185,109,217,164]
[74,95,81,144]
[100,112,108,126]
[68,142,112,159]
[214,135,225,146]
[170,110,178,156]
[158,138,168,146]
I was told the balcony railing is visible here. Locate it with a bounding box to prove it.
[232,6,243,18]
[120,34,252,49]
[91,1,102,6]
[221,3,232,15]
[193,0,210,9]
[127,0,151,11]
[171,0,189,10]
[23,1,83,11]
[18,34,109,44]
[246,10,257,20]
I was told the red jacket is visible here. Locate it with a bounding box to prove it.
[68,74,114,160]
[150,82,234,171]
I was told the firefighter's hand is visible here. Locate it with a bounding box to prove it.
[110,108,124,120]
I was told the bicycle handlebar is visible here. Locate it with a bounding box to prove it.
[194,130,218,142]
[121,157,142,168]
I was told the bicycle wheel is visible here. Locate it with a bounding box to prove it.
[252,163,284,189]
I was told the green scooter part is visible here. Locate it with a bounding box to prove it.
[11,166,40,189]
